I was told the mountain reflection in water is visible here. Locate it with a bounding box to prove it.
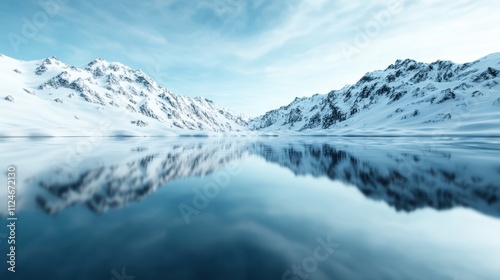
[1,137,499,280]
[21,138,498,218]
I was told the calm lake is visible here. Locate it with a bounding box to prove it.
[0,137,499,280]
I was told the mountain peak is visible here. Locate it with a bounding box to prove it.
[41,56,62,66]
[87,57,107,67]
[250,53,500,134]
[1,54,249,136]
[2,52,499,136]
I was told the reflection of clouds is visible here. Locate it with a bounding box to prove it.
[6,138,500,279]
[115,197,337,280]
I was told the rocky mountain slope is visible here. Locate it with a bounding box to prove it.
[0,54,248,136]
[2,53,499,136]
[249,53,500,135]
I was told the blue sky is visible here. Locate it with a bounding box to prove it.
[1,0,499,116]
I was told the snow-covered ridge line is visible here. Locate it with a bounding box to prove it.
[249,53,500,135]
[1,52,500,136]
[0,54,250,137]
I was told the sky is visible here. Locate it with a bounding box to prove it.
[0,0,499,116]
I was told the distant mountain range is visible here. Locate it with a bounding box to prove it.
[249,53,500,135]
[1,53,499,136]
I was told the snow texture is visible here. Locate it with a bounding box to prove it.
[0,55,249,137]
[249,53,500,136]
[1,53,499,136]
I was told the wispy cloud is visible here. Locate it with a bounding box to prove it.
[0,0,498,116]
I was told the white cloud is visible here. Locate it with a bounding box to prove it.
[5,0,498,116]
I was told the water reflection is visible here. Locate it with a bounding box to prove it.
[22,138,500,218]
[249,140,500,218]
[36,141,248,214]
[1,138,499,280]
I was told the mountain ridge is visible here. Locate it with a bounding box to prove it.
[1,52,499,136]
[249,53,500,135]
[0,53,249,137]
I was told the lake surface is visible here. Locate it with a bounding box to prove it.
[0,137,499,280]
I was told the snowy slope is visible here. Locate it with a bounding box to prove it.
[0,54,249,136]
[249,53,500,135]
[2,53,499,137]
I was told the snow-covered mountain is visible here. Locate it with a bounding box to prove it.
[0,54,248,136]
[249,53,500,135]
[2,53,499,136]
